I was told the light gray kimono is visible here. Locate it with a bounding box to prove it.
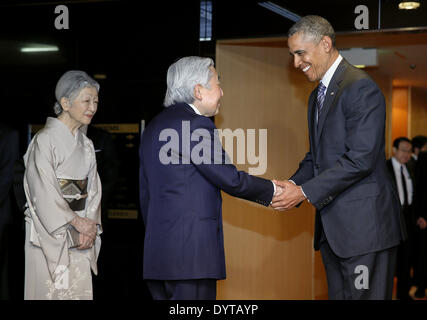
[23,117,102,300]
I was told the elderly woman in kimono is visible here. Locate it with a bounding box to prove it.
[23,70,102,300]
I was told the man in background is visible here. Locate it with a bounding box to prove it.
[407,135,427,174]
[386,137,415,300]
[413,136,427,298]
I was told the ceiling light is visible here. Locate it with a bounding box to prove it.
[93,74,107,80]
[20,45,59,53]
[398,2,420,10]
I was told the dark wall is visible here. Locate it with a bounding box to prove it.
[0,0,201,147]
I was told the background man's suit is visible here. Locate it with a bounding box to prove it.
[139,103,274,299]
[414,151,427,296]
[290,58,405,299]
[386,158,414,299]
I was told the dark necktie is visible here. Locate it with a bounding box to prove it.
[401,165,408,207]
[316,82,327,124]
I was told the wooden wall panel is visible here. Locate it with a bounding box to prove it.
[410,87,427,138]
[366,71,393,157]
[215,43,327,299]
[391,87,409,142]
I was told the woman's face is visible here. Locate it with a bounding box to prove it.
[66,87,99,126]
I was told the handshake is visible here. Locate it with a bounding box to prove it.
[270,180,307,211]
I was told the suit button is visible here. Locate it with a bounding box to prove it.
[315,164,320,169]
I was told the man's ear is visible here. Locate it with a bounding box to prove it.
[60,97,70,111]
[392,147,397,155]
[193,84,203,101]
[321,36,333,53]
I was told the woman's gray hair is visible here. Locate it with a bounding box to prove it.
[288,15,336,47]
[164,56,214,107]
[53,70,100,116]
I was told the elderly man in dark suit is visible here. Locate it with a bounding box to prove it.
[139,56,280,300]
[272,15,404,299]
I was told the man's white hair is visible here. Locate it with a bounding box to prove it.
[164,56,214,107]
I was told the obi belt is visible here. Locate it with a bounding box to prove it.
[57,178,88,211]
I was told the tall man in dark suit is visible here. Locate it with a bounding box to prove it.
[386,137,415,300]
[272,16,404,299]
[139,56,281,300]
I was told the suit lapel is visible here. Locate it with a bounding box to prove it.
[387,160,397,188]
[315,59,349,147]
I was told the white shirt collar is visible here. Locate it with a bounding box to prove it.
[320,54,343,88]
[188,103,201,115]
[391,157,405,171]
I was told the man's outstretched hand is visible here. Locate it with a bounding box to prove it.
[271,180,306,211]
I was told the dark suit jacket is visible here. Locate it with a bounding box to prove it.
[139,103,274,280]
[414,151,427,219]
[385,158,414,205]
[406,156,417,177]
[290,58,404,258]
[386,159,414,233]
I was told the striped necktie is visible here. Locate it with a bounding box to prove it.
[316,82,327,123]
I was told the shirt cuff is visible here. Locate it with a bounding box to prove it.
[270,181,277,204]
[289,180,309,202]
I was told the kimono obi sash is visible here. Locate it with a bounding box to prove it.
[57,178,88,211]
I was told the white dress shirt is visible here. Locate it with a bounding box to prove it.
[320,54,343,89]
[188,103,201,115]
[391,157,413,206]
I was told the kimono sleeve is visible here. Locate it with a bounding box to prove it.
[84,139,102,228]
[24,133,77,235]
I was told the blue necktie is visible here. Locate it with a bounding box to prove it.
[316,82,326,123]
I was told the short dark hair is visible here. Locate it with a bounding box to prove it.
[411,135,427,150]
[287,15,336,47]
[393,137,412,149]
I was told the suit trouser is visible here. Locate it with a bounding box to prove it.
[146,279,217,300]
[320,238,397,300]
[414,228,427,291]
[395,207,415,299]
